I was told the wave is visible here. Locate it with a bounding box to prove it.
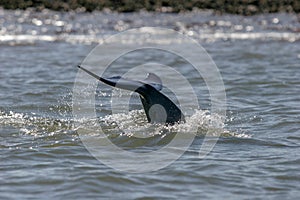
[0,109,250,141]
[1,31,299,45]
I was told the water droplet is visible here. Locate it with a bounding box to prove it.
[272,18,279,24]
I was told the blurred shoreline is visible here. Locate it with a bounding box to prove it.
[0,0,299,15]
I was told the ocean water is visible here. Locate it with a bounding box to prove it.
[0,9,300,199]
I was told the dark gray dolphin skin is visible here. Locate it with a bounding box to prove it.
[77,65,185,124]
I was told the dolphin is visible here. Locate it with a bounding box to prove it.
[77,65,185,124]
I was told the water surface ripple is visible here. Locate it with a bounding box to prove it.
[0,9,300,199]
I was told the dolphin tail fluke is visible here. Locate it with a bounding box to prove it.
[77,65,185,124]
[143,73,163,91]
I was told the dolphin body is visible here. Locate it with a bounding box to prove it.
[78,65,185,124]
